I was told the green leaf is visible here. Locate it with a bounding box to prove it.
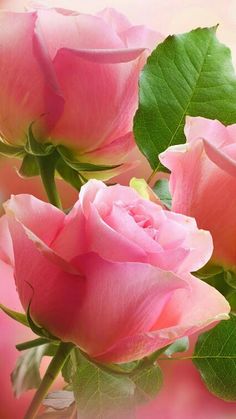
[56,157,83,191]
[0,303,29,327]
[193,315,236,401]
[164,337,189,358]
[131,363,163,404]
[18,154,40,178]
[0,140,24,157]
[11,344,49,397]
[71,351,136,419]
[134,27,236,170]
[58,146,121,173]
[153,179,172,209]
[25,123,55,156]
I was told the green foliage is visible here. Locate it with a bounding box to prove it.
[63,349,163,419]
[12,345,50,397]
[18,154,40,178]
[134,27,236,170]
[153,179,172,209]
[193,315,236,401]
[0,303,29,327]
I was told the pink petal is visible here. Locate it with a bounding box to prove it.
[97,8,132,34]
[185,116,232,148]
[4,194,65,246]
[95,274,229,363]
[121,25,164,50]
[50,46,145,151]
[37,8,125,60]
[6,211,85,341]
[0,11,63,144]
[73,254,186,357]
[0,215,14,266]
[160,140,236,267]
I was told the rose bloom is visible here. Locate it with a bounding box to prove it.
[160,116,236,271]
[0,5,162,173]
[2,180,229,364]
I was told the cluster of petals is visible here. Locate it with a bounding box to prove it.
[1,179,229,363]
[160,116,236,270]
[0,5,162,171]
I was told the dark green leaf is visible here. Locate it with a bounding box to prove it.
[164,337,189,357]
[12,344,49,397]
[0,303,29,327]
[153,179,172,209]
[58,146,121,172]
[0,140,24,157]
[18,154,40,178]
[56,157,83,191]
[193,315,236,401]
[134,27,236,170]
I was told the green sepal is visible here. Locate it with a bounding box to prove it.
[18,154,40,178]
[0,303,29,327]
[25,123,55,157]
[58,146,121,172]
[27,304,59,341]
[16,337,52,351]
[0,140,24,157]
[224,270,236,289]
[56,157,83,191]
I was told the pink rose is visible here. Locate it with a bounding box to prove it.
[160,116,236,270]
[0,6,162,168]
[3,181,229,363]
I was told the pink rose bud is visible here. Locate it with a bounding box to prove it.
[3,181,229,363]
[0,6,162,168]
[160,116,236,270]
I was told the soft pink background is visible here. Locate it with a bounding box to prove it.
[1,1,236,418]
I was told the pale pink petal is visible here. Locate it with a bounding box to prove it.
[95,275,229,363]
[185,116,232,148]
[0,11,63,144]
[97,8,132,34]
[73,254,186,357]
[6,212,85,341]
[160,140,236,267]
[50,47,145,151]
[37,8,125,60]
[0,215,14,266]
[4,194,65,246]
[121,25,164,50]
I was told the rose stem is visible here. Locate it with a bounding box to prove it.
[24,342,74,419]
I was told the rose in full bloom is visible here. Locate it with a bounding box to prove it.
[0,6,162,169]
[160,116,236,271]
[3,180,229,363]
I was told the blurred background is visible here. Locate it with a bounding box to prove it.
[1,1,236,418]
